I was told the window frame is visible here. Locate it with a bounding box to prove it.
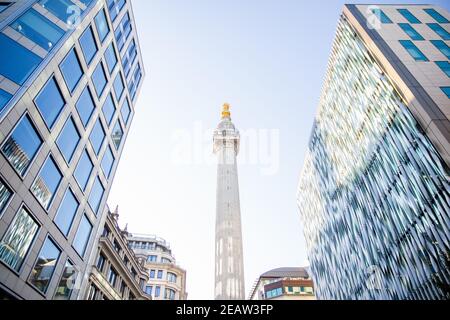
[79,25,99,66]
[34,75,66,130]
[53,187,80,237]
[59,47,84,95]
[0,175,14,219]
[56,115,81,165]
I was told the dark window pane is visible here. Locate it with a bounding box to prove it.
[31,155,62,210]
[113,73,124,101]
[102,93,115,126]
[104,42,117,74]
[92,62,107,98]
[54,188,79,236]
[38,0,84,25]
[424,8,449,23]
[10,8,64,50]
[95,9,109,43]
[0,207,39,272]
[1,115,42,176]
[79,26,98,65]
[35,77,65,128]
[112,120,123,150]
[397,9,421,23]
[0,88,12,112]
[54,260,77,300]
[120,99,131,124]
[73,215,92,257]
[0,178,13,215]
[101,146,114,178]
[57,117,80,163]
[60,48,83,93]
[89,119,105,155]
[74,149,93,191]
[76,86,95,127]
[88,177,104,214]
[29,237,61,293]
[0,33,42,85]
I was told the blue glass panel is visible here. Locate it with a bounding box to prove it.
[35,77,65,128]
[75,86,95,127]
[88,177,104,214]
[0,177,13,214]
[107,0,126,22]
[39,0,84,25]
[104,43,117,74]
[113,73,124,101]
[397,9,421,24]
[371,8,392,24]
[436,61,450,77]
[31,156,62,209]
[79,0,94,6]
[121,99,131,124]
[398,23,424,40]
[441,87,450,98]
[102,93,115,125]
[1,115,42,176]
[89,119,105,155]
[57,117,80,163]
[399,40,428,61]
[73,215,92,257]
[0,3,11,13]
[60,49,83,93]
[74,150,93,191]
[112,120,123,150]
[92,62,107,98]
[101,146,114,178]
[424,8,449,23]
[95,9,109,43]
[11,8,64,51]
[428,23,450,40]
[79,26,98,65]
[431,40,450,59]
[0,89,12,113]
[0,33,42,85]
[54,188,79,236]
[29,237,61,293]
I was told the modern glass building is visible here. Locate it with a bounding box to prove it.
[0,0,144,300]
[297,5,450,300]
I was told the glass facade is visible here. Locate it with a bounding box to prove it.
[104,42,117,74]
[297,16,450,300]
[76,86,95,127]
[54,188,79,236]
[35,77,65,129]
[79,26,98,65]
[88,177,104,214]
[74,149,93,191]
[89,118,105,155]
[73,214,92,257]
[102,93,116,126]
[0,178,13,215]
[57,117,80,163]
[29,237,61,293]
[31,155,62,210]
[95,9,110,43]
[92,62,107,98]
[54,260,76,300]
[60,48,83,94]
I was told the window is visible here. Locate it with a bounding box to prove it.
[129,63,142,100]
[88,177,104,214]
[398,23,424,40]
[115,13,132,51]
[107,0,126,22]
[1,114,42,177]
[431,40,450,59]
[101,146,115,178]
[155,286,160,297]
[436,61,450,77]
[0,3,11,13]
[149,270,155,278]
[31,155,62,210]
[157,270,163,279]
[147,255,157,262]
[428,23,450,40]
[10,8,64,51]
[54,188,79,236]
[73,214,92,257]
[104,42,117,74]
[74,149,93,191]
[76,86,95,127]
[87,284,99,300]
[441,87,450,98]
[94,9,109,43]
[161,257,171,264]
[54,260,76,300]
[122,39,137,77]
[107,266,117,286]
[371,8,392,24]
[92,62,107,98]
[38,0,84,25]
[397,9,421,24]
[29,237,61,293]
[0,89,12,112]
[0,177,13,216]
[424,8,449,23]
[399,40,428,61]
[35,77,65,128]
[167,272,177,283]
[165,288,175,300]
[97,253,106,271]
[145,285,153,295]
[288,286,293,293]
[0,33,42,85]
[79,26,98,65]
[112,120,124,150]
[113,73,125,101]
[102,93,116,126]
[0,207,39,271]
[57,117,80,163]
[79,0,95,6]
[60,48,83,93]
[89,119,105,155]
[121,99,131,125]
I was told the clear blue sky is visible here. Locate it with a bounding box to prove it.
[109,0,450,300]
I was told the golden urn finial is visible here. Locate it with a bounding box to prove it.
[222,103,231,119]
